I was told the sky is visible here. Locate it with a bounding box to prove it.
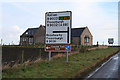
[0,0,119,45]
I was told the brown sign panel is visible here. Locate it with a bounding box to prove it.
[45,44,71,52]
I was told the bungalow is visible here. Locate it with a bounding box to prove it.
[71,27,93,45]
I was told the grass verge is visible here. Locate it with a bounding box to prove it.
[2,47,120,78]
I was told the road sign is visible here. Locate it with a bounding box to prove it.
[45,11,71,44]
[65,45,70,50]
[108,38,114,44]
[45,44,71,52]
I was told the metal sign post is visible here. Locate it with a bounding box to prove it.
[66,51,68,62]
[48,51,51,61]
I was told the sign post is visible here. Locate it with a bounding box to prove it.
[45,11,72,62]
[66,51,68,62]
[48,51,51,61]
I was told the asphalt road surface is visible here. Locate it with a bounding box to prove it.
[86,51,120,79]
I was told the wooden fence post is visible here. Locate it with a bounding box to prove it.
[39,49,41,58]
[21,50,24,64]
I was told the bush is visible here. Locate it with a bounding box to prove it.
[71,45,78,51]
[79,46,88,53]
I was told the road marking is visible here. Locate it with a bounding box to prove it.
[86,53,116,79]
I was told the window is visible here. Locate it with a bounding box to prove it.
[84,35,89,43]
[23,38,25,41]
[29,38,33,44]
[26,32,28,35]
[22,38,26,41]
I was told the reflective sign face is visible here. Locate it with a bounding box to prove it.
[108,38,114,44]
[45,11,71,44]
[45,44,71,51]
[65,45,70,50]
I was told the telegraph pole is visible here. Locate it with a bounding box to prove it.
[1,39,2,45]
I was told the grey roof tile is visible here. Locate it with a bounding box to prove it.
[71,27,86,37]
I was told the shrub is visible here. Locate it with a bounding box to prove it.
[71,45,76,51]
[79,46,88,53]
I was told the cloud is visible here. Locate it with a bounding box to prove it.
[0,0,119,3]
[71,2,118,45]
[10,3,38,16]
[1,25,24,45]
[1,25,40,45]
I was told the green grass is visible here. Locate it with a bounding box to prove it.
[71,45,96,51]
[2,47,119,78]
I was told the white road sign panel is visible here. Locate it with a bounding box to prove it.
[45,11,71,44]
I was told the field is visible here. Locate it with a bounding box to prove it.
[2,47,119,78]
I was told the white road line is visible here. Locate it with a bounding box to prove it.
[86,54,116,79]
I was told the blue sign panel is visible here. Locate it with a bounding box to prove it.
[65,45,70,50]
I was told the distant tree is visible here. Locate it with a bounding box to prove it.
[97,41,99,47]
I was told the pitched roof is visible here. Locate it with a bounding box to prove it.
[21,28,39,37]
[20,25,45,37]
[28,28,38,35]
[21,27,86,37]
[71,27,86,37]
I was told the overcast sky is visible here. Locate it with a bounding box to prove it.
[0,0,118,45]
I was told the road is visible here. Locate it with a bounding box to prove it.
[86,51,120,79]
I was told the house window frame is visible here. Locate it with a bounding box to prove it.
[29,38,33,45]
[22,38,26,41]
[84,35,90,43]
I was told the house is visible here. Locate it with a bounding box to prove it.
[34,25,45,44]
[20,28,38,45]
[20,25,93,45]
[20,25,45,45]
[71,27,93,45]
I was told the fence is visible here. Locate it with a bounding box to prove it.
[2,47,62,66]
